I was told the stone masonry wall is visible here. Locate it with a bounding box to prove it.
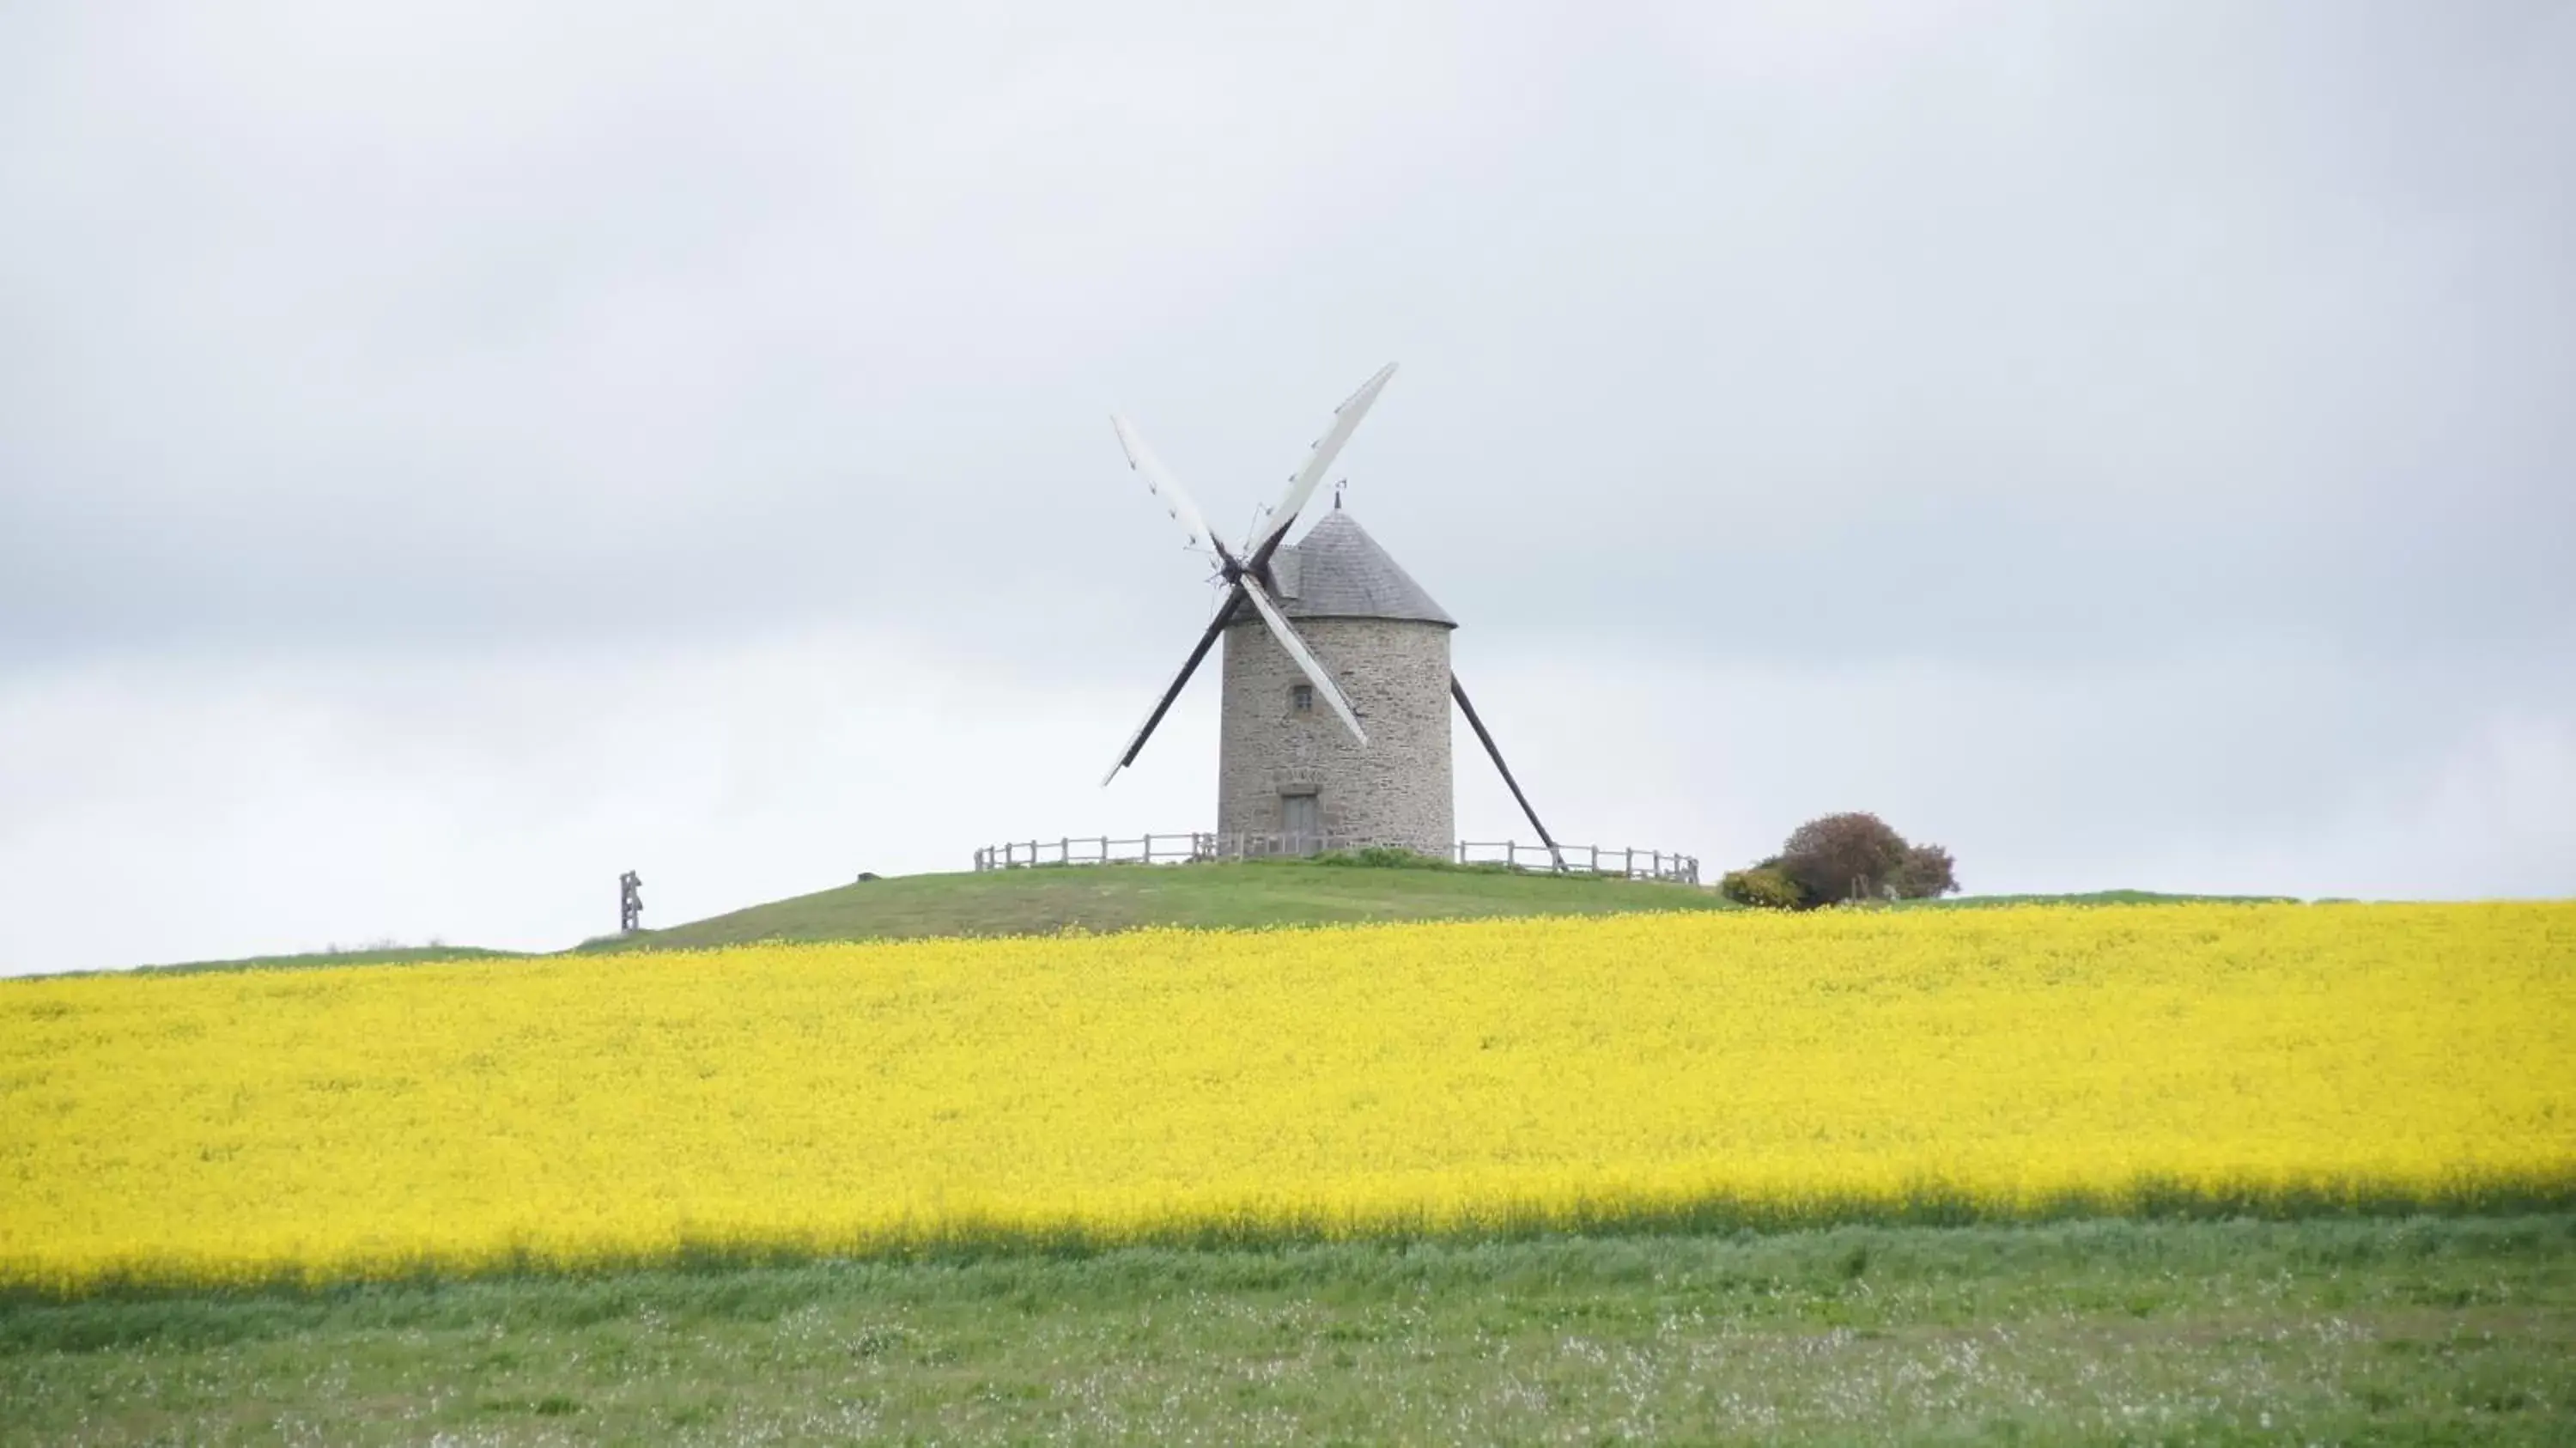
[1216,616,1454,855]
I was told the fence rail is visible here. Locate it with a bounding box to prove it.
[972,834,1213,870]
[971,833,1698,885]
[1455,841,1700,885]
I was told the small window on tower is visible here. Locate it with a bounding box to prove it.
[1290,684,1314,715]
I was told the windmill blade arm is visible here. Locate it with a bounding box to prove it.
[1451,673,1564,870]
[1242,362,1397,564]
[1238,575,1367,746]
[1111,414,1238,568]
[1102,589,1244,785]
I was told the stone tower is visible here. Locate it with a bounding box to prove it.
[1216,509,1455,855]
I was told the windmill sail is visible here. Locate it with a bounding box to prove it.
[1110,414,1234,565]
[1103,365,1397,782]
[1242,362,1397,563]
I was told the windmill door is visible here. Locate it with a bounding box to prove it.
[1282,793,1319,855]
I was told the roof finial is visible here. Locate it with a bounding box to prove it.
[1334,478,1346,509]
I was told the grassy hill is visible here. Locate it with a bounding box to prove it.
[55,944,527,980]
[590,859,1732,952]
[95,873,2312,976]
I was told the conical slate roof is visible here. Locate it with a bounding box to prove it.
[1263,508,1455,627]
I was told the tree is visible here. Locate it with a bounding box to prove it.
[1777,812,1910,907]
[1738,814,1963,910]
[1893,843,1959,899]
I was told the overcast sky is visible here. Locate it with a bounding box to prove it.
[3,1,2570,973]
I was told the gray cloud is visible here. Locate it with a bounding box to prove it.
[8,1,2569,666]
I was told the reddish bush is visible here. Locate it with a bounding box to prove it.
[1893,843,1959,899]
[1777,812,1910,907]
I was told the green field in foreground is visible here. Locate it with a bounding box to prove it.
[5,1216,2568,1445]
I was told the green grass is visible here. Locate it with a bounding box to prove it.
[74,944,529,979]
[1893,888,2299,910]
[6,1215,2570,1445]
[584,858,1736,953]
[82,873,2322,976]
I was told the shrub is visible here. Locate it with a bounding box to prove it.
[1719,867,1804,910]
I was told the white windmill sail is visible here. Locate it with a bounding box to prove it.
[1109,414,1231,564]
[1242,362,1397,563]
[1098,367,1395,782]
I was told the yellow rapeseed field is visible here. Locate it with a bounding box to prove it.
[3,903,2571,1293]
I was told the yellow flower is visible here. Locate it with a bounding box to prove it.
[1,903,2569,1293]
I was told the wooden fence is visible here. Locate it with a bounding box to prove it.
[972,833,1699,885]
[1455,841,1700,885]
[973,834,1214,870]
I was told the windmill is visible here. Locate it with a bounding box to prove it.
[1102,364,1564,867]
